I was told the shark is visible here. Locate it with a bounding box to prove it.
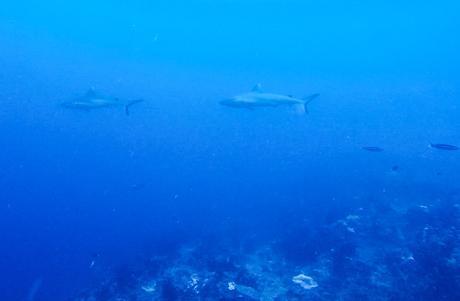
[61,89,144,115]
[220,84,320,114]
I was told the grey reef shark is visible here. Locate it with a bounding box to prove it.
[220,84,320,114]
[61,89,144,115]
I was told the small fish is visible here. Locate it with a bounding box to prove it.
[362,146,384,152]
[430,143,459,151]
[391,165,399,172]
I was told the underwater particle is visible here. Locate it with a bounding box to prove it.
[130,183,145,191]
[402,254,415,263]
[89,253,99,269]
[362,146,384,152]
[27,278,42,301]
[347,227,356,233]
[141,281,156,293]
[227,281,236,291]
[346,215,360,221]
[235,285,260,300]
[418,205,429,212]
[292,274,318,290]
[391,165,399,172]
[187,274,200,294]
[430,143,459,151]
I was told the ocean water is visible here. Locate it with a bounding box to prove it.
[1,1,460,300]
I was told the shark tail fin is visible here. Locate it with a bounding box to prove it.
[125,99,144,115]
[301,93,320,114]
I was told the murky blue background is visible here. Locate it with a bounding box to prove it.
[1,1,459,300]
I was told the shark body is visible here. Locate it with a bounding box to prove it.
[220,84,319,114]
[61,89,144,115]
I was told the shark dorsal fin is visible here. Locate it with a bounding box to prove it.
[85,88,97,98]
[251,84,263,93]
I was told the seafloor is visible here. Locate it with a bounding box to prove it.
[74,197,460,301]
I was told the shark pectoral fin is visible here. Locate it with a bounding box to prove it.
[125,99,144,115]
[251,83,263,93]
[85,88,97,98]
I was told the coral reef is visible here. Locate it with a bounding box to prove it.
[73,199,460,301]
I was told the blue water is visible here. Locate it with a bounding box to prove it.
[1,1,460,300]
